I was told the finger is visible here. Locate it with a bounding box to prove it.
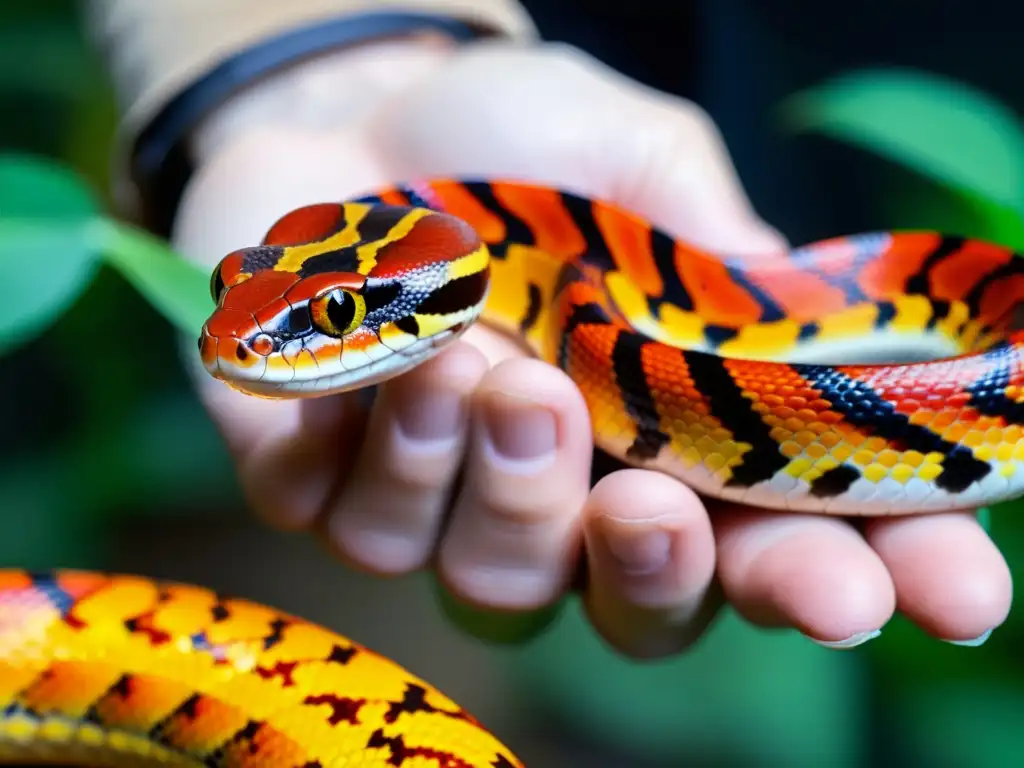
[235,393,367,529]
[323,340,490,575]
[581,469,721,659]
[714,508,895,648]
[863,512,1012,646]
[612,93,787,255]
[438,358,592,613]
[182,330,368,530]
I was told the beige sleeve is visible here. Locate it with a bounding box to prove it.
[81,0,537,223]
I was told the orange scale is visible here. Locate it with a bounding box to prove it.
[0,571,33,591]
[310,341,343,366]
[20,660,123,718]
[158,695,250,754]
[92,673,195,733]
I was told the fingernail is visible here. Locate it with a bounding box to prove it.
[483,395,557,463]
[394,391,463,442]
[811,629,882,649]
[601,524,672,575]
[944,628,993,647]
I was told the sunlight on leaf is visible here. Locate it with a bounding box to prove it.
[99,220,213,335]
[779,68,1024,214]
[0,154,103,354]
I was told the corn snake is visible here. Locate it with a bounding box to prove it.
[4,178,1024,765]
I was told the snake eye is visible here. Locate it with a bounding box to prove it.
[210,266,226,303]
[310,289,366,337]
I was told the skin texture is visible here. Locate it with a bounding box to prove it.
[175,38,1012,658]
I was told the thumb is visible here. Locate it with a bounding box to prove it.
[371,42,786,255]
[609,92,789,255]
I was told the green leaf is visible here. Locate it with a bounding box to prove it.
[0,154,103,354]
[510,602,863,766]
[779,68,1024,214]
[0,20,100,102]
[99,220,213,335]
[0,152,100,219]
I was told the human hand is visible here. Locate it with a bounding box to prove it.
[176,37,1011,657]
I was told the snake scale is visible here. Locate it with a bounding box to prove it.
[3,179,1023,765]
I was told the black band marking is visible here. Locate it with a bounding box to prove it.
[905,236,965,295]
[415,269,488,315]
[461,182,535,258]
[558,302,610,371]
[809,464,862,497]
[682,351,789,486]
[965,342,1024,424]
[798,365,991,493]
[296,206,412,278]
[519,282,542,334]
[611,332,671,461]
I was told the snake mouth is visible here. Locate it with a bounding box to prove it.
[203,329,460,399]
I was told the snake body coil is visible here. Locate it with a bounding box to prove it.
[4,179,1024,765]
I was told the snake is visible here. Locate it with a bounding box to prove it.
[3,178,1023,765]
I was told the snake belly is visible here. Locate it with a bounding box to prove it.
[0,569,523,767]
[200,178,1024,516]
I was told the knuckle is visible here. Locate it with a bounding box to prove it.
[670,99,721,143]
[474,484,573,530]
[384,455,457,496]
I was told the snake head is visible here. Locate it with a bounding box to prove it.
[198,201,489,398]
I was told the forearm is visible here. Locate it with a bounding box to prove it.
[80,0,537,231]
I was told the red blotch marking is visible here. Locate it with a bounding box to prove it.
[378,188,411,206]
[371,213,482,279]
[676,244,763,325]
[929,239,1014,303]
[0,570,32,592]
[303,693,367,726]
[262,203,346,246]
[426,181,507,244]
[857,232,942,298]
[283,272,366,304]
[591,202,662,296]
[367,729,513,768]
[493,182,586,260]
[384,684,473,726]
[220,270,298,317]
[740,255,850,321]
[215,250,247,286]
[54,570,109,601]
[255,661,298,687]
[125,612,172,646]
[979,274,1024,328]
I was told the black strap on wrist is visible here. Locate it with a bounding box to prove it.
[130,11,501,237]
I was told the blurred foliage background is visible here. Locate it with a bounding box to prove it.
[1,2,1022,766]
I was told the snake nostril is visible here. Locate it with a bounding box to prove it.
[235,343,250,362]
[242,332,275,358]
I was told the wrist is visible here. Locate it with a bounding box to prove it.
[189,35,456,165]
